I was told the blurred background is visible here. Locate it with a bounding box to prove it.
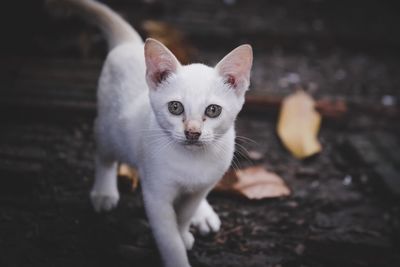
[0,0,399,267]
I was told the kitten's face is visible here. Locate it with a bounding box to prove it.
[149,64,245,147]
[144,39,252,149]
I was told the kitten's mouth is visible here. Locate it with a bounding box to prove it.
[183,140,204,147]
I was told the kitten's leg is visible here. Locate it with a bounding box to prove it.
[142,187,191,267]
[90,154,119,212]
[191,198,221,235]
[175,193,205,250]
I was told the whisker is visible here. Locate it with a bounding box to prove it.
[148,138,175,160]
[235,143,252,159]
[212,139,240,172]
[235,135,258,145]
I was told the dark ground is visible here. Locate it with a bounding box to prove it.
[0,1,400,267]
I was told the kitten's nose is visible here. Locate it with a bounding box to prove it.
[184,120,202,141]
[185,130,201,141]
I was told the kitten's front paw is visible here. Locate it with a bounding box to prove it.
[191,203,221,236]
[181,231,195,250]
[90,190,119,212]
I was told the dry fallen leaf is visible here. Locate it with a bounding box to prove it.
[214,166,291,199]
[141,20,197,64]
[118,163,139,191]
[277,90,322,159]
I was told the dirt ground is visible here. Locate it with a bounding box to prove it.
[0,1,399,267]
[0,111,399,267]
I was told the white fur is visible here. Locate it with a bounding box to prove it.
[52,1,252,267]
[93,43,246,267]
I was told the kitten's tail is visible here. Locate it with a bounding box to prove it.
[46,0,142,50]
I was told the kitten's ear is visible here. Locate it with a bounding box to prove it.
[215,44,253,95]
[144,38,181,90]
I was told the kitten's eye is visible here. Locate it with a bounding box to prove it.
[205,104,222,118]
[168,101,184,115]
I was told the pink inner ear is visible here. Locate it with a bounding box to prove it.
[144,38,181,89]
[154,70,170,84]
[224,74,237,87]
[215,44,253,92]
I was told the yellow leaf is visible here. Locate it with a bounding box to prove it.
[118,164,139,191]
[277,90,322,159]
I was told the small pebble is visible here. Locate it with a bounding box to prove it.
[287,72,301,84]
[334,69,347,80]
[307,81,319,93]
[286,201,299,208]
[343,175,352,186]
[294,243,305,255]
[278,77,289,88]
[381,95,396,106]
[310,180,320,189]
[278,72,301,88]
[247,150,264,161]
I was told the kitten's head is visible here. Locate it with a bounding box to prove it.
[144,38,252,148]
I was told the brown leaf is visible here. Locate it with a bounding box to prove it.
[118,164,139,191]
[277,90,322,159]
[214,166,291,199]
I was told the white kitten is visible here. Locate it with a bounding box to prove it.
[50,1,252,266]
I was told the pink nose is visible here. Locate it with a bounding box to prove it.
[184,120,202,141]
[185,130,201,141]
